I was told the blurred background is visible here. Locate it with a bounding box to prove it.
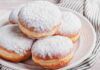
[0,0,30,10]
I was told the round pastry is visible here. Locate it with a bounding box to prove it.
[18,1,62,39]
[9,5,24,24]
[32,36,73,69]
[9,8,20,24]
[0,24,33,62]
[57,11,82,42]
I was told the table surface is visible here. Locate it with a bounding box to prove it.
[0,0,100,70]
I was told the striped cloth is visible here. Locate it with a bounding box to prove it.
[1,0,100,70]
[58,0,84,14]
[31,0,60,4]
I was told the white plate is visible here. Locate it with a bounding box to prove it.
[0,7,96,70]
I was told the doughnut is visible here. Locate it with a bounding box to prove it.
[18,1,61,39]
[32,36,73,69]
[0,24,33,62]
[57,11,82,42]
[9,8,20,24]
[9,5,24,24]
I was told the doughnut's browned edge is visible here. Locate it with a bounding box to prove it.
[0,46,31,62]
[32,53,73,69]
[18,22,60,39]
[55,33,80,43]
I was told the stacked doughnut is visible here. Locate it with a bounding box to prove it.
[0,1,82,69]
[0,24,33,62]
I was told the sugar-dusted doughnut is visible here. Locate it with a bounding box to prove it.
[9,5,24,24]
[9,8,20,24]
[0,24,33,62]
[32,36,73,69]
[57,11,82,42]
[18,1,61,39]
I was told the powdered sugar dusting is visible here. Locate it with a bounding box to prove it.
[0,24,33,55]
[59,11,81,35]
[9,5,25,24]
[18,1,61,33]
[32,36,73,58]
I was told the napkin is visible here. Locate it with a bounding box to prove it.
[58,0,84,14]
[84,0,100,26]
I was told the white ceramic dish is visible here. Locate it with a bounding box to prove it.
[0,8,96,70]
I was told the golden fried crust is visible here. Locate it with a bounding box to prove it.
[32,53,73,69]
[55,33,80,43]
[18,23,59,39]
[0,47,31,62]
[70,34,80,43]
